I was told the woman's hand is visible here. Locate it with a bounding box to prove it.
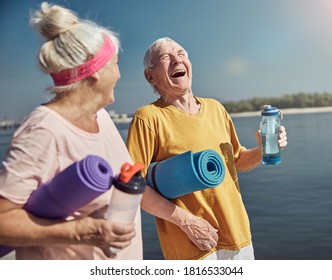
[74,217,136,257]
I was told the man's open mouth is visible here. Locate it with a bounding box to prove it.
[171,69,186,78]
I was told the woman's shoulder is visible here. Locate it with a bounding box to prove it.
[15,105,75,138]
[16,106,56,132]
[11,106,58,146]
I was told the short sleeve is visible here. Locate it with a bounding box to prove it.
[0,126,59,204]
[223,108,246,161]
[126,116,156,177]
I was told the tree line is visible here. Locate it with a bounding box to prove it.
[218,92,332,113]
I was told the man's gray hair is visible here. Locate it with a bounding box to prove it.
[143,37,186,70]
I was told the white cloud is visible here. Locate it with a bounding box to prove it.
[223,57,250,77]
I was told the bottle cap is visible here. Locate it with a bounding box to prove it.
[261,105,279,116]
[113,163,146,194]
[118,162,145,184]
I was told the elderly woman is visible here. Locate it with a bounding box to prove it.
[0,2,142,260]
[126,37,287,260]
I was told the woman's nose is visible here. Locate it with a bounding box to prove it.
[117,68,121,80]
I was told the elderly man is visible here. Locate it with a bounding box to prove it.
[126,37,287,260]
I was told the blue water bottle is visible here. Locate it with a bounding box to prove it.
[260,105,282,165]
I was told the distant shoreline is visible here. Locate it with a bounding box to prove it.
[230,106,332,118]
[2,107,332,128]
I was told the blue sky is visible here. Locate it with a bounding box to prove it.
[1,0,332,120]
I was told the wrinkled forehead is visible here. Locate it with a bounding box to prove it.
[153,41,186,57]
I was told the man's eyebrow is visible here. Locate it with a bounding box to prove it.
[158,51,168,56]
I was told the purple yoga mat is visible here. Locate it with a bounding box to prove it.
[0,155,113,258]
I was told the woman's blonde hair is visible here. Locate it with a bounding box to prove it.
[30,2,120,93]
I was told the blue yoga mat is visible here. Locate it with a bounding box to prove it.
[0,155,113,258]
[146,149,225,199]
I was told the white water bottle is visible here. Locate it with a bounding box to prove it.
[106,162,146,253]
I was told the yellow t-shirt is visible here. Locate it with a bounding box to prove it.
[126,97,251,260]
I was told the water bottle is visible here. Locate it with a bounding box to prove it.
[260,105,282,165]
[105,162,146,253]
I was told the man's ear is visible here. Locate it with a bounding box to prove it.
[144,69,154,84]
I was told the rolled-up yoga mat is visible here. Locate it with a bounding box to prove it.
[24,155,114,218]
[146,149,225,199]
[0,155,113,258]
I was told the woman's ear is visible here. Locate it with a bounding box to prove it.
[89,72,100,83]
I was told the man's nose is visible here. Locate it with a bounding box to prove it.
[171,54,182,65]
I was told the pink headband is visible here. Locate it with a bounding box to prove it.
[50,36,115,86]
